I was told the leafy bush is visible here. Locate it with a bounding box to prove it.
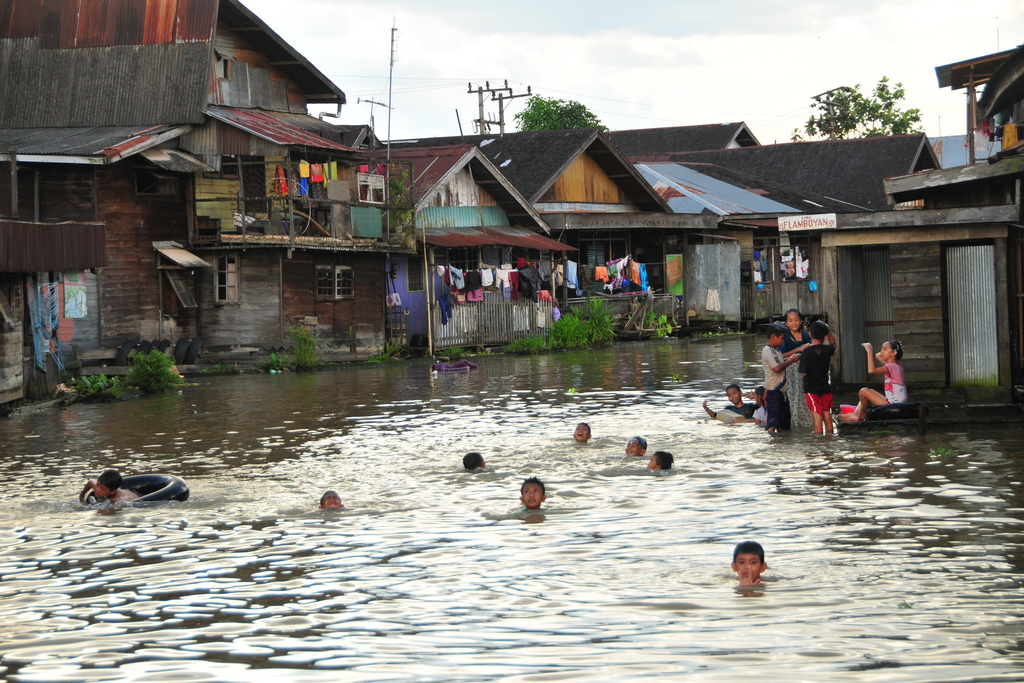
[128,349,184,393]
[507,335,547,355]
[289,326,318,369]
[646,312,674,338]
[550,299,614,349]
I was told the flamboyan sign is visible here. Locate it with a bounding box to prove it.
[778,213,838,231]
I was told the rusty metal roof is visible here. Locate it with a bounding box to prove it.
[0,125,190,161]
[424,225,574,251]
[0,220,107,271]
[206,107,356,152]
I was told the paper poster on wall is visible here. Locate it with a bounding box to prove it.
[63,271,87,319]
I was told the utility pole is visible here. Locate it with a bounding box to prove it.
[811,86,853,139]
[467,80,531,134]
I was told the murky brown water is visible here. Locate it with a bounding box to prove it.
[0,336,1022,681]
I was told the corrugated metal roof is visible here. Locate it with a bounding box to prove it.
[636,163,804,215]
[424,225,574,251]
[206,106,356,152]
[0,125,189,160]
[140,147,214,173]
[155,244,213,269]
[366,145,474,203]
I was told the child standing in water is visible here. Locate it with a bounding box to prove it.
[799,320,837,435]
[779,310,811,428]
[762,323,797,432]
[839,340,907,422]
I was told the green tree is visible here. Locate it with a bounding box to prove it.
[514,95,606,132]
[792,77,923,141]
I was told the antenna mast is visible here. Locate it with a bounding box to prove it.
[387,20,397,162]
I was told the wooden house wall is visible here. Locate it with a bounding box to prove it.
[16,166,96,222]
[281,253,386,348]
[0,274,24,403]
[93,162,196,345]
[195,250,283,348]
[539,153,629,204]
[212,28,306,113]
[422,167,499,208]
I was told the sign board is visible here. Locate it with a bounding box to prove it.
[778,213,837,231]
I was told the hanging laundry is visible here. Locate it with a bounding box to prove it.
[439,293,452,325]
[706,288,721,312]
[538,290,552,302]
[630,261,641,286]
[299,162,310,178]
[508,271,520,301]
[386,292,402,308]
[1003,122,1019,147]
[594,266,609,282]
[797,257,810,279]
[517,257,526,269]
[310,164,324,182]
[449,266,465,290]
[274,165,288,195]
[464,270,482,291]
[496,269,512,297]
[466,287,484,302]
[554,264,564,287]
[330,161,339,181]
[299,178,309,195]
[637,263,649,291]
[359,164,369,173]
[566,260,579,290]
[480,268,494,288]
[552,306,561,322]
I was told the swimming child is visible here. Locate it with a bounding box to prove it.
[799,320,836,435]
[703,384,757,422]
[573,422,591,443]
[520,477,547,511]
[648,451,674,470]
[748,386,766,425]
[625,436,648,457]
[79,469,140,504]
[838,340,907,422]
[462,452,486,470]
[319,490,343,509]
[732,540,768,586]
[762,323,797,432]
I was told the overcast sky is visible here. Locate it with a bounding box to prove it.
[243,0,1023,144]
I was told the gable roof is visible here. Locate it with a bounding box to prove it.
[206,106,356,152]
[608,123,760,156]
[657,135,939,211]
[365,144,549,231]
[0,0,343,128]
[636,162,853,216]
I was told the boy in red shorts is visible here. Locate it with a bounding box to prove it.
[799,320,836,435]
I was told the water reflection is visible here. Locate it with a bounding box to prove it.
[0,336,1021,681]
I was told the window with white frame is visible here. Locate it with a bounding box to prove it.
[216,254,239,302]
[357,173,385,204]
[316,265,353,299]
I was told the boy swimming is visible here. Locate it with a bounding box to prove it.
[462,452,486,470]
[319,490,343,509]
[79,469,140,504]
[625,436,647,456]
[731,540,768,586]
[648,451,674,470]
[520,477,547,511]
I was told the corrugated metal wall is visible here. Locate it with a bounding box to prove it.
[946,244,999,386]
[418,206,509,229]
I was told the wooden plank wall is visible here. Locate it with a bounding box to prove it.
[282,253,386,349]
[542,153,628,204]
[195,250,283,349]
[94,162,193,345]
[0,274,24,403]
[890,242,945,387]
[16,166,96,222]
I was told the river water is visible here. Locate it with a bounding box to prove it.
[0,335,1021,682]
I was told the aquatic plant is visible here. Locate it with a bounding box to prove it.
[566,387,578,395]
[549,299,614,349]
[928,446,958,460]
[897,601,916,609]
[645,311,674,338]
[288,326,318,369]
[367,342,405,363]
[128,349,184,393]
[65,374,129,400]
[260,352,287,372]
[438,346,466,360]
[507,336,547,355]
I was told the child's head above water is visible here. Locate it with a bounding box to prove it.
[732,540,767,586]
[625,436,647,456]
[319,490,343,509]
[648,451,674,470]
[573,422,591,443]
[462,452,485,470]
[725,383,744,405]
[520,476,547,510]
